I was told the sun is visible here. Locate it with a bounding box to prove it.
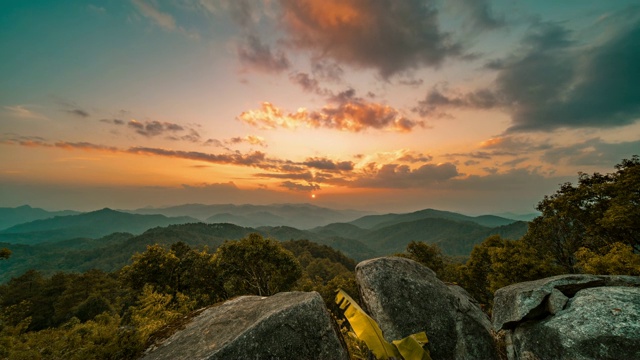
[311,194,316,199]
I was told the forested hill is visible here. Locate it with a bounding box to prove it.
[0,208,199,244]
[0,215,528,283]
[0,205,79,231]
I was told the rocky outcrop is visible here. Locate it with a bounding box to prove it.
[356,257,498,360]
[141,291,348,360]
[493,274,640,360]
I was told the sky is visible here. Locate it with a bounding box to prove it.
[1,0,639,215]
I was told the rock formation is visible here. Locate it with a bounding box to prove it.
[355,256,498,360]
[141,291,348,360]
[493,274,640,360]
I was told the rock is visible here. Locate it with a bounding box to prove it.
[356,257,498,360]
[510,286,640,360]
[141,291,348,360]
[546,289,568,315]
[493,274,640,331]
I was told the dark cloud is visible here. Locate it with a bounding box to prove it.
[311,59,344,82]
[254,172,314,181]
[303,157,354,171]
[125,119,201,140]
[100,119,125,125]
[66,109,90,118]
[203,138,225,147]
[55,141,118,152]
[279,181,320,192]
[414,87,500,116]
[289,72,331,96]
[277,0,461,77]
[349,162,460,188]
[541,138,640,166]
[397,153,433,163]
[237,35,290,73]
[399,78,424,87]
[449,0,505,32]
[127,147,272,168]
[415,16,640,132]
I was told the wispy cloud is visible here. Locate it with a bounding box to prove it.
[132,0,176,31]
[237,35,290,73]
[3,105,49,120]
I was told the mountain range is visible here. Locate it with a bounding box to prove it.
[127,203,373,229]
[0,205,532,283]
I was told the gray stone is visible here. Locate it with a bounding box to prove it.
[356,257,498,360]
[510,286,640,360]
[493,274,607,331]
[546,288,568,315]
[142,291,348,360]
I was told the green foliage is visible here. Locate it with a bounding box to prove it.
[459,235,562,309]
[402,241,445,275]
[575,242,640,275]
[214,233,302,297]
[0,247,10,260]
[120,242,220,307]
[523,156,640,272]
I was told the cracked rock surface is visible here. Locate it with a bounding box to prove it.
[142,291,347,360]
[492,274,640,360]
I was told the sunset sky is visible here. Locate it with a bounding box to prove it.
[1,0,639,215]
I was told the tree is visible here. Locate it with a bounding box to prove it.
[523,156,640,272]
[214,233,302,297]
[120,242,220,307]
[0,248,10,260]
[402,241,445,275]
[575,242,640,276]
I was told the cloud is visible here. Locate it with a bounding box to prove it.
[128,147,273,168]
[100,119,126,125]
[311,59,344,82]
[125,119,202,141]
[347,162,460,189]
[228,135,267,147]
[277,0,461,77]
[66,108,90,118]
[238,99,424,133]
[237,35,290,73]
[4,105,49,120]
[54,141,119,152]
[414,87,501,116]
[541,138,640,166]
[132,0,177,31]
[415,16,640,132]
[289,72,331,96]
[302,157,354,171]
[204,135,267,148]
[279,181,320,192]
[448,0,505,32]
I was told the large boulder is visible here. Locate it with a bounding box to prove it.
[493,275,640,360]
[493,274,640,331]
[510,287,640,360]
[142,291,348,360]
[356,257,498,360]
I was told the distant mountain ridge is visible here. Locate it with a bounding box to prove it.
[0,208,198,244]
[349,208,517,229]
[0,205,79,231]
[128,203,373,229]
